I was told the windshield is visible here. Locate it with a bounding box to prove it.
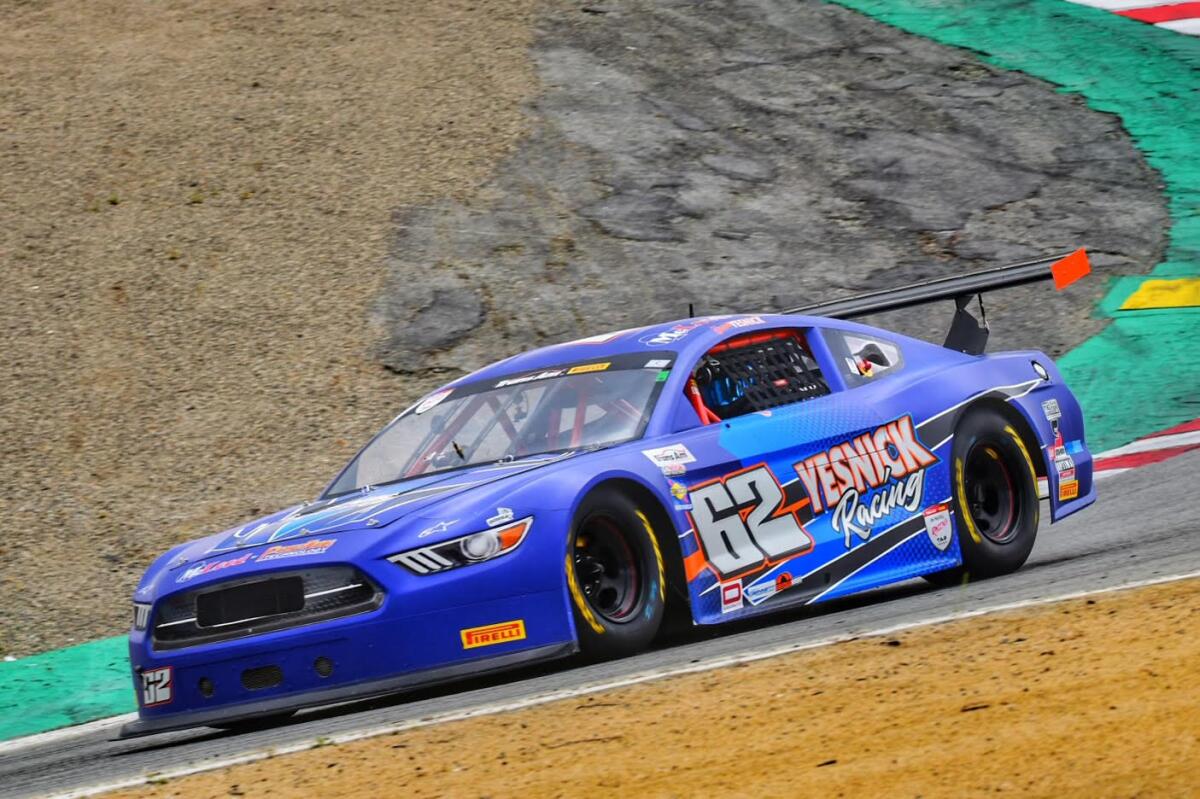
[324,353,674,497]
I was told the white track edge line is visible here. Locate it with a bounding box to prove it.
[1094,429,1200,459]
[46,568,1200,799]
[0,714,138,756]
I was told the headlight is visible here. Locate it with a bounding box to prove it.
[132,602,151,631]
[388,517,532,575]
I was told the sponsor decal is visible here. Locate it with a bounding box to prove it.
[656,369,670,382]
[660,462,687,477]
[139,666,173,707]
[496,369,564,388]
[1059,479,1080,501]
[567,362,610,375]
[258,538,335,562]
[461,619,526,649]
[487,507,514,527]
[792,415,937,548]
[644,358,671,369]
[638,318,713,347]
[689,464,814,580]
[923,504,953,552]
[669,479,692,511]
[1041,398,1062,421]
[744,579,776,604]
[1047,420,1077,483]
[713,315,765,335]
[418,520,458,539]
[642,443,696,469]
[720,582,743,613]
[744,570,795,605]
[177,552,254,584]
[415,388,453,415]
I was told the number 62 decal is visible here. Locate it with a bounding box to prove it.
[140,666,174,707]
[687,464,813,580]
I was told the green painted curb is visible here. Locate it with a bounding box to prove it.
[0,637,132,741]
[825,0,1200,451]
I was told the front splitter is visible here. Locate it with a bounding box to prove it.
[117,641,576,739]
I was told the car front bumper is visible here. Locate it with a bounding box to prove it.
[125,536,579,737]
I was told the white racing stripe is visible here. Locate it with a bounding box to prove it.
[0,713,137,757]
[43,569,1200,799]
[1158,18,1200,34]
[1063,0,1162,9]
[1094,429,1200,459]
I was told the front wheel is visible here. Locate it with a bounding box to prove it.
[926,407,1040,586]
[566,487,667,659]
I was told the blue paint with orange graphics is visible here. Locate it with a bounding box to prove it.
[125,313,1093,737]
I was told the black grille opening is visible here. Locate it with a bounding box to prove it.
[241,665,283,691]
[196,576,304,628]
[152,566,382,651]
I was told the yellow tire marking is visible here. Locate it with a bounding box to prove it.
[954,456,983,545]
[1004,424,1040,529]
[637,510,666,603]
[566,553,604,636]
[1118,277,1200,310]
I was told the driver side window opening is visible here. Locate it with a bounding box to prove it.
[686,329,831,423]
[824,330,905,388]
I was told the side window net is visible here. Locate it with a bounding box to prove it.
[694,331,830,420]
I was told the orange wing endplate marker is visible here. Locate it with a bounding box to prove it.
[1051,247,1091,290]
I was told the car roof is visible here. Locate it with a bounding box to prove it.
[450,313,892,387]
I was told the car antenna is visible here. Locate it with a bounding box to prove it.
[688,302,695,318]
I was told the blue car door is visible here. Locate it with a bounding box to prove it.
[672,326,957,624]
[807,327,963,602]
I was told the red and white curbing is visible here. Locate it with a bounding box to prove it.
[1092,417,1200,479]
[1066,0,1200,35]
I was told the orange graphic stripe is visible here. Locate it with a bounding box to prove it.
[683,549,710,582]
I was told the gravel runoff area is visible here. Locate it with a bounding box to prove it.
[0,0,539,656]
[1,0,1167,656]
[111,578,1200,798]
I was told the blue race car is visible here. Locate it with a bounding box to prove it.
[123,251,1096,736]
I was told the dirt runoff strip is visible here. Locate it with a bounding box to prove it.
[107,578,1200,799]
[0,0,538,656]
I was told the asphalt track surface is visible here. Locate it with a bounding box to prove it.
[3,450,1197,799]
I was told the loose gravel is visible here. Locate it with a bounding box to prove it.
[0,0,538,655]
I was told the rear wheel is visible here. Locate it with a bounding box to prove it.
[566,487,667,658]
[926,407,1040,586]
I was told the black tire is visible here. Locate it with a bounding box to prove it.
[566,486,667,659]
[926,407,1040,586]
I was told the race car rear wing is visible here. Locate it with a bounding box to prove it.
[784,248,1091,355]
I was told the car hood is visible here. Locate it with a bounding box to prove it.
[188,452,578,559]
